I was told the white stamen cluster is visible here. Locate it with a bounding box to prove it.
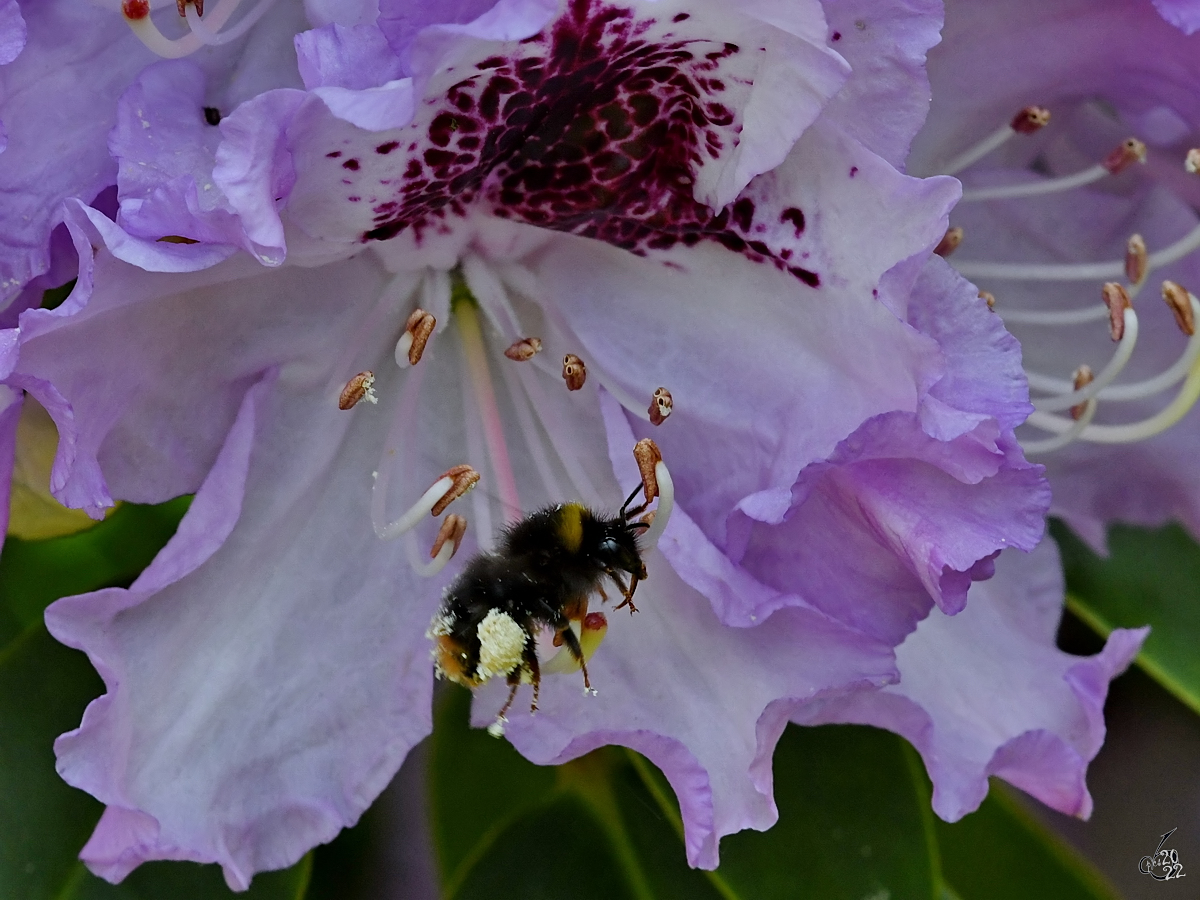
[935,105,1200,454]
[120,0,280,58]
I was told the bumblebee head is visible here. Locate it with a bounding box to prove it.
[595,517,648,580]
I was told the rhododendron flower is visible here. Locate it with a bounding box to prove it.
[0,0,1145,891]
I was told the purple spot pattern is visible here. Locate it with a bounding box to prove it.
[313,0,820,286]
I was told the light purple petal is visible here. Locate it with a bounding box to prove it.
[794,541,1148,821]
[817,0,944,168]
[0,0,25,67]
[49,370,437,889]
[0,384,22,541]
[295,23,405,90]
[1152,0,1200,34]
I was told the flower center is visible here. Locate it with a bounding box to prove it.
[343,259,673,576]
[931,102,1200,454]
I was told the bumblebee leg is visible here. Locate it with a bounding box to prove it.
[523,635,541,713]
[611,571,639,614]
[496,680,520,722]
[556,625,594,693]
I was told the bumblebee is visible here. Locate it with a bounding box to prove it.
[428,487,650,723]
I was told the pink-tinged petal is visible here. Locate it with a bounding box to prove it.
[817,0,944,167]
[795,541,1148,821]
[479,554,898,869]
[0,0,25,67]
[1152,0,1200,34]
[49,372,438,889]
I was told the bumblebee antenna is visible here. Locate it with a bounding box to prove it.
[620,484,643,518]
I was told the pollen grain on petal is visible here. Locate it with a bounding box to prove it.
[978,289,997,311]
[1102,137,1147,175]
[504,337,543,361]
[431,464,480,516]
[648,387,673,425]
[1162,281,1196,336]
[1102,282,1132,341]
[562,353,586,391]
[338,371,377,410]
[1010,105,1051,134]
[933,226,964,258]
[633,438,662,504]
[1125,234,1148,286]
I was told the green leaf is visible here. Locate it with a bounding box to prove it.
[1052,519,1200,714]
[634,725,943,900]
[69,856,312,900]
[934,780,1122,900]
[0,498,192,634]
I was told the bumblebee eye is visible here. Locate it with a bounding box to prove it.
[599,537,619,556]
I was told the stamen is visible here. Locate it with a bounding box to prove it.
[1102,282,1132,341]
[503,337,543,361]
[562,354,587,391]
[395,308,436,368]
[406,514,467,577]
[1031,307,1138,412]
[979,290,996,311]
[1186,149,1200,175]
[176,0,201,16]
[633,438,662,504]
[338,371,377,410]
[1125,234,1148,286]
[1101,137,1147,175]
[1069,366,1094,419]
[934,226,964,258]
[1022,397,1097,454]
[182,0,278,46]
[375,465,478,540]
[122,0,250,58]
[642,458,674,549]
[648,387,673,426]
[939,105,1050,176]
[1162,281,1196,335]
[456,297,522,520]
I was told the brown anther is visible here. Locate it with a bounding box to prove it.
[430,514,467,560]
[648,387,673,426]
[503,337,543,361]
[175,0,202,16]
[430,465,480,516]
[639,510,656,527]
[1070,365,1094,420]
[1162,280,1196,336]
[402,309,436,366]
[633,438,662,504]
[562,354,587,391]
[1010,106,1051,134]
[1101,282,1132,341]
[933,226,964,258]
[1186,149,1200,175]
[338,371,376,410]
[1102,137,1147,175]
[1125,234,1148,286]
[978,290,996,311]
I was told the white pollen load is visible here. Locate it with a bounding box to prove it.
[425,610,455,639]
[474,609,527,682]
